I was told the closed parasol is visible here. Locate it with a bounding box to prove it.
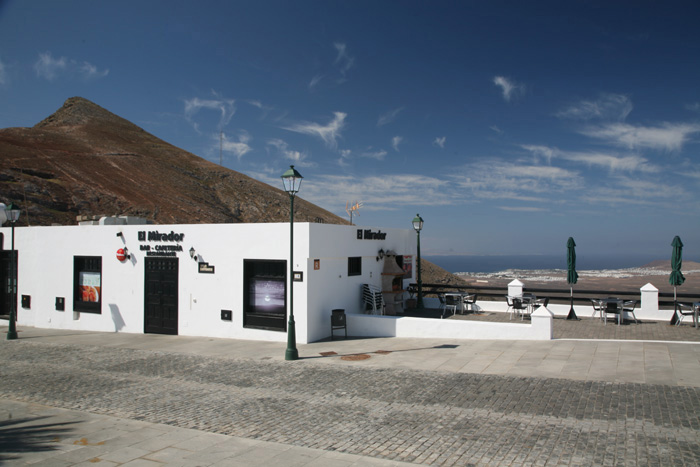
[566,237,579,320]
[669,236,685,325]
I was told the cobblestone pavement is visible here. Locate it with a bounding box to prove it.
[1,339,699,466]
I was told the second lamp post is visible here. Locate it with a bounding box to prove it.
[281,165,303,361]
[412,214,424,309]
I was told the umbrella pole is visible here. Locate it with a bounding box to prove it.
[566,286,578,320]
[670,286,678,325]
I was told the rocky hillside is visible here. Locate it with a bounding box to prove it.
[0,97,346,226]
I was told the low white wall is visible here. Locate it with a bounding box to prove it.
[346,306,553,340]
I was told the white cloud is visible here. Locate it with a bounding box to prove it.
[34,52,108,81]
[308,74,323,90]
[360,149,387,160]
[377,107,404,127]
[333,42,355,77]
[34,52,66,81]
[556,93,632,121]
[184,95,236,132]
[490,126,503,134]
[267,138,313,167]
[433,136,446,148]
[391,136,403,152]
[283,112,347,148]
[221,131,252,160]
[0,58,7,85]
[493,76,524,102]
[579,122,700,151]
[521,144,658,173]
[685,102,700,112]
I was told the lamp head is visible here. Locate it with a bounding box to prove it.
[6,203,20,223]
[281,165,303,195]
[412,213,424,232]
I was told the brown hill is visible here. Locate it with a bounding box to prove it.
[0,97,346,226]
[0,97,462,286]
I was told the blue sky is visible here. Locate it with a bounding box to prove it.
[1,1,699,261]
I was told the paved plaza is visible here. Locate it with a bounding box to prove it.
[1,322,700,466]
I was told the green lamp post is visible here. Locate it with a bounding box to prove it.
[5,203,20,340]
[412,214,424,309]
[281,166,303,361]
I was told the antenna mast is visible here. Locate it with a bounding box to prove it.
[219,131,223,166]
[345,201,363,225]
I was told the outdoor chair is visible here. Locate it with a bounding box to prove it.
[330,309,347,340]
[604,300,621,325]
[622,300,639,324]
[443,294,459,319]
[362,284,384,315]
[591,299,605,319]
[675,302,696,327]
[438,294,446,313]
[463,293,477,313]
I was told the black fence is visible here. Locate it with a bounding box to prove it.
[409,283,700,309]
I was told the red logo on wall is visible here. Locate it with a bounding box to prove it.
[116,248,127,262]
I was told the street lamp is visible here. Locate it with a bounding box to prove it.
[412,213,424,309]
[281,165,303,361]
[5,203,20,340]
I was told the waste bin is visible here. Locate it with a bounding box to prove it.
[331,309,347,340]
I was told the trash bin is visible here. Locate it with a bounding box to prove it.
[331,309,347,340]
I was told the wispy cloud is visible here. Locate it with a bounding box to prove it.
[267,138,313,167]
[333,42,355,78]
[490,126,503,134]
[34,52,108,81]
[685,102,700,112]
[556,93,633,121]
[221,131,252,160]
[0,58,7,85]
[360,149,387,160]
[308,74,324,90]
[184,94,236,133]
[522,144,658,172]
[433,136,446,148]
[391,136,403,152]
[283,112,347,148]
[493,76,524,102]
[377,107,404,127]
[578,122,700,151]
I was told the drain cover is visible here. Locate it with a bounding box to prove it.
[374,350,392,355]
[319,351,337,356]
[341,354,371,361]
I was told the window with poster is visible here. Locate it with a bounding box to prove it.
[243,259,287,331]
[74,256,102,313]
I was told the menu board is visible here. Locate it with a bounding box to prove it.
[79,271,101,302]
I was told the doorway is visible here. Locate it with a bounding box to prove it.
[144,257,179,334]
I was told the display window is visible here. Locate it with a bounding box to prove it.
[243,259,286,331]
[348,257,362,276]
[74,256,102,313]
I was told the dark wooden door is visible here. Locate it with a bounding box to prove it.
[0,251,16,318]
[144,257,178,335]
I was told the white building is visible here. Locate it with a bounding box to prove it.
[0,222,415,343]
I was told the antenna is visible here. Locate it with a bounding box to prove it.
[219,131,223,166]
[345,201,363,225]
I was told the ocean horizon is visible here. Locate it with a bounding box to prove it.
[424,254,698,275]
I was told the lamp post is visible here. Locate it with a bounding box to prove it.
[5,203,20,340]
[281,165,303,361]
[412,214,424,309]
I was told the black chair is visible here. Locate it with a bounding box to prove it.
[443,294,459,318]
[331,309,347,340]
[513,297,528,320]
[604,300,621,326]
[675,303,696,327]
[463,294,478,313]
[622,300,639,324]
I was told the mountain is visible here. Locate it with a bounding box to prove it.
[0,97,346,226]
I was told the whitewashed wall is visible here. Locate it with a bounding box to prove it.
[0,223,415,344]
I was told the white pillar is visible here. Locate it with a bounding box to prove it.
[508,279,523,297]
[640,283,659,319]
[531,306,553,340]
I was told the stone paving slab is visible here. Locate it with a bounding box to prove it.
[1,330,700,466]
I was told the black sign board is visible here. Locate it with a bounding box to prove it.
[198,262,215,274]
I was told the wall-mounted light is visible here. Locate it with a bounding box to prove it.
[189,247,198,261]
[123,246,131,260]
[376,248,385,261]
[116,232,123,238]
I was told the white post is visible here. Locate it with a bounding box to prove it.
[508,279,524,297]
[640,283,659,320]
[531,305,554,340]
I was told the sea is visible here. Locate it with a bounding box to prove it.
[424,254,696,275]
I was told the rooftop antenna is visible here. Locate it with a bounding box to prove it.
[219,131,223,166]
[345,201,363,225]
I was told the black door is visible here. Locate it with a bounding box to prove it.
[0,251,17,319]
[144,257,178,335]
